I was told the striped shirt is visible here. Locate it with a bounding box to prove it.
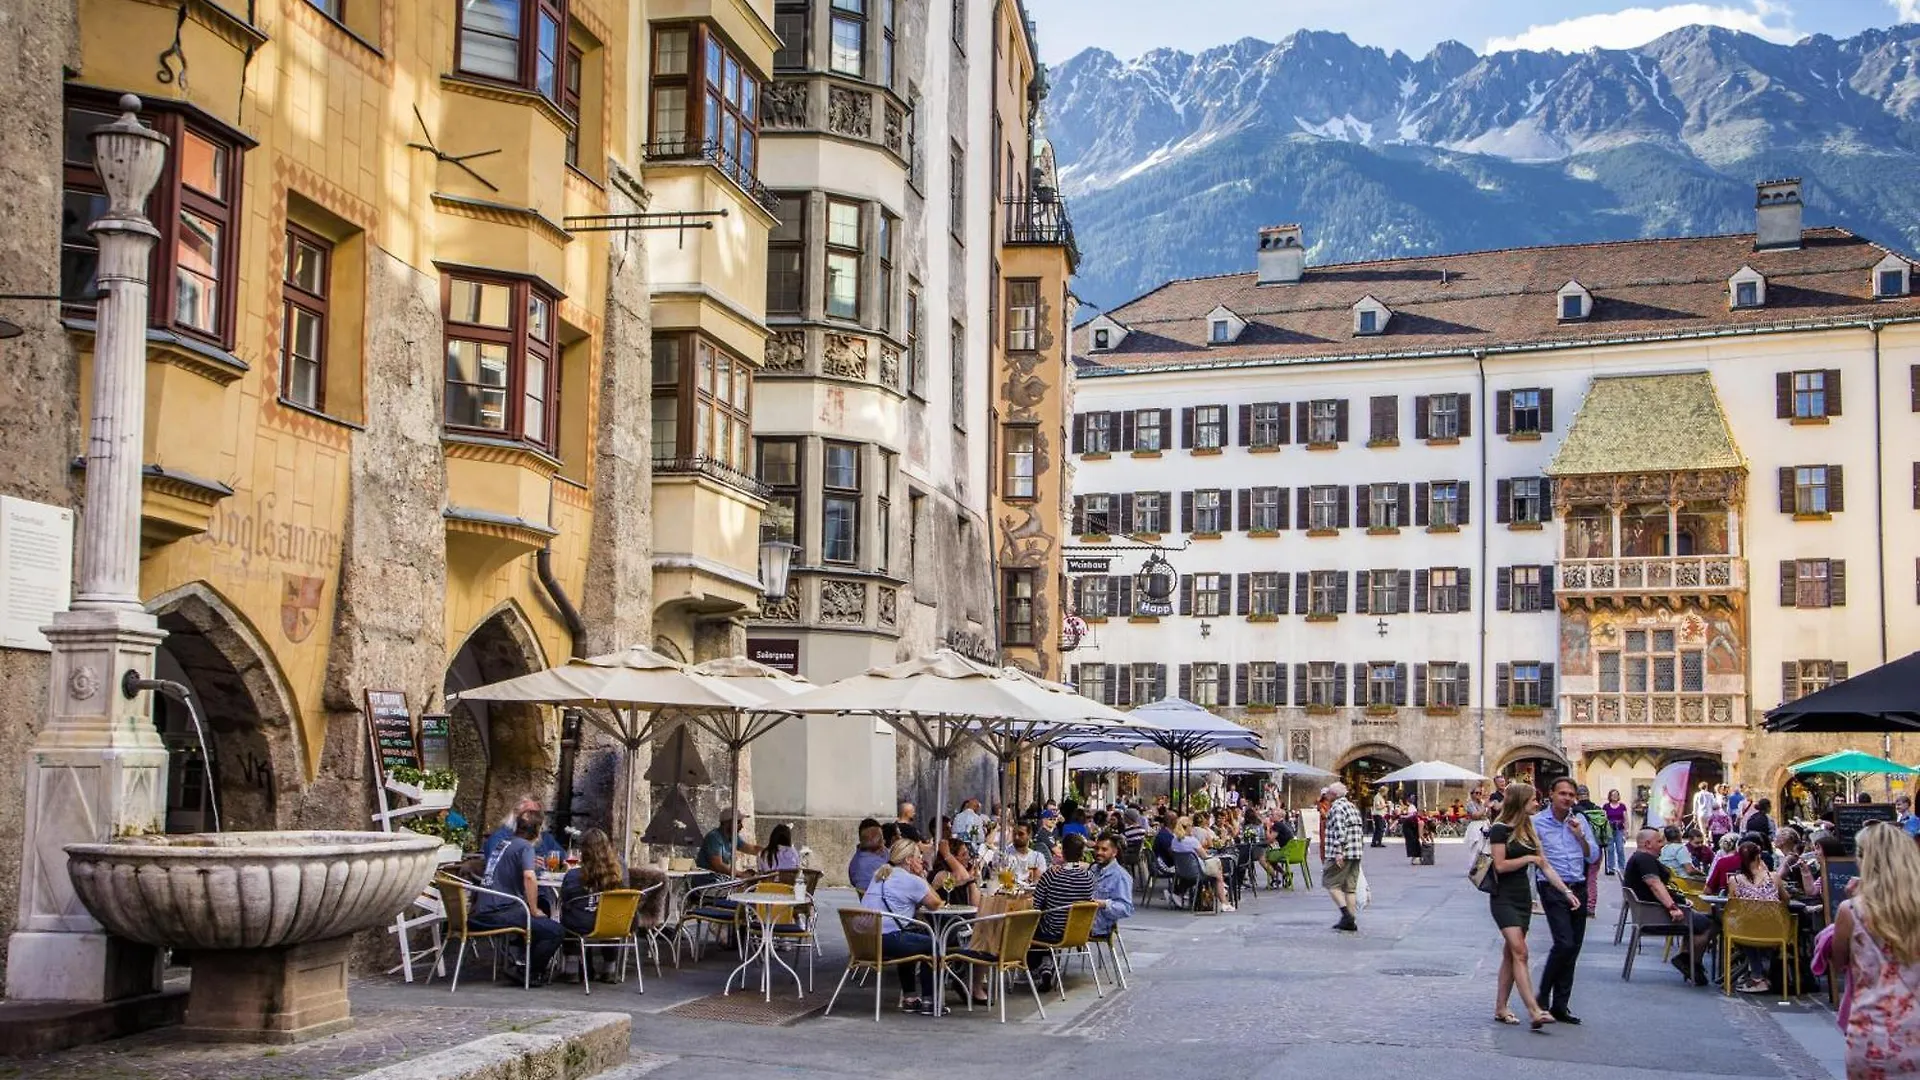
[1033,864,1096,942]
[1326,798,1366,862]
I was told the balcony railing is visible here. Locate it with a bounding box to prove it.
[1563,693,1745,727]
[1556,555,1745,596]
[652,455,772,499]
[1003,198,1079,266]
[642,138,782,215]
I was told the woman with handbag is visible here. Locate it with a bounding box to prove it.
[1483,782,1582,1030]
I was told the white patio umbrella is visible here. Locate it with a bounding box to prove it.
[1064,750,1164,773]
[453,645,766,862]
[1187,751,1285,774]
[684,657,812,853]
[1374,761,1489,785]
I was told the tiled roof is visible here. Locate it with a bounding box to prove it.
[1077,228,1919,373]
[1546,373,1744,477]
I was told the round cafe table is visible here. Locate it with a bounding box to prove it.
[724,893,808,1002]
[927,905,980,1018]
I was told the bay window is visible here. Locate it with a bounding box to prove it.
[768,193,806,315]
[826,199,863,320]
[756,438,801,545]
[458,0,570,104]
[830,0,866,77]
[648,24,760,186]
[443,273,558,450]
[824,441,861,563]
[773,0,808,70]
[651,331,754,472]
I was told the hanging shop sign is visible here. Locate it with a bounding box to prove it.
[1065,556,1113,574]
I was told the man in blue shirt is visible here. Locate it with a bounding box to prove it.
[482,795,565,864]
[1090,833,1136,938]
[1533,776,1601,1024]
[698,808,760,876]
[470,809,563,984]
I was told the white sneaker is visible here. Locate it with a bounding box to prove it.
[1220,902,1237,913]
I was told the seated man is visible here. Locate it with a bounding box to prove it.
[1089,833,1136,939]
[698,809,761,877]
[1002,825,1049,884]
[1028,833,1097,992]
[1625,827,1714,985]
[470,808,564,985]
[848,823,888,895]
[482,796,565,864]
[1657,825,1694,873]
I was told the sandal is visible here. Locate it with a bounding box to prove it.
[1530,1010,1556,1030]
[1494,1012,1521,1025]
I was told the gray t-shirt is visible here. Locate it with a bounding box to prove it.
[476,835,536,919]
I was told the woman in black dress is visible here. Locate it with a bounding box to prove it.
[1402,800,1424,865]
[1486,782,1582,1029]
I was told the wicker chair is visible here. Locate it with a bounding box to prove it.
[1032,901,1106,1000]
[429,874,534,991]
[560,886,652,995]
[826,908,938,1021]
[940,908,1048,1023]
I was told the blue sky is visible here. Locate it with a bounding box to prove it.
[1022,0,1918,63]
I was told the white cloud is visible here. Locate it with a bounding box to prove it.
[1894,0,1920,24]
[1485,2,1801,53]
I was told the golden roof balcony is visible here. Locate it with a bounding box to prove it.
[1556,555,1747,607]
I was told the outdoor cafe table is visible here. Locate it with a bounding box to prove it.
[726,892,808,1002]
[930,891,1034,1017]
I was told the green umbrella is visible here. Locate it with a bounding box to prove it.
[1792,750,1918,802]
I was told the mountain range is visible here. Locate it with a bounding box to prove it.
[1044,24,1920,310]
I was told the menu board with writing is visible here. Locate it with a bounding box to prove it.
[1832,803,1895,854]
[364,689,417,779]
[417,712,451,772]
[0,496,75,652]
[1822,855,1858,926]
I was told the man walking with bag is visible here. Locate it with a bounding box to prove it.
[1323,783,1366,933]
[1534,777,1601,1023]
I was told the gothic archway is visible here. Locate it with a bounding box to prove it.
[1337,743,1410,807]
[445,601,553,832]
[147,582,306,833]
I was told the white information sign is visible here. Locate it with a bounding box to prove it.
[0,495,75,651]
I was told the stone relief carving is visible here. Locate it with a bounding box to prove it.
[820,580,867,624]
[1289,730,1312,763]
[763,81,808,129]
[759,582,800,622]
[1553,469,1746,511]
[827,87,871,139]
[876,586,898,628]
[822,333,869,380]
[879,346,901,389]
[763,330,806,373]
[883,104,904,154]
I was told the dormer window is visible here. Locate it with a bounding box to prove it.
[1358,309,1378,334]
[1086,314,1128,352]
[1204,305,1244,345]
[1557,280,1591,321]
[1729,265,1766,309]
[1352,295,1390,336]
[1874,254,1911,299]
[1561,295,1582,320]
[1210,320,1229,343]
[1093,328,1110,350]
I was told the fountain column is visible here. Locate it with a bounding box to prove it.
[7,96,173,1003]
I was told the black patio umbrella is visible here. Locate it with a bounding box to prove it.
[1764,651,1920,736]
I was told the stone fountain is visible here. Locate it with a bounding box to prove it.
[64,831,442,1043]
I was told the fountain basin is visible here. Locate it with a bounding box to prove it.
[65,831,442,1042]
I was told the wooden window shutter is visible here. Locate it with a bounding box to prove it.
[1393,662,1409,706]
[1160,492,1173,529]
[1336,485,1351,528]
[1912,462,1919,510]
[1496,566,1512,610]
[1295,403,1310,445]
[1781,661,1797,704]
[1240,489,1254,531]
[1826,370,1843,416]
[1415,482,1430,526]
[1776,372,1793,419]
[1276,402,1291,444]
[1779,560,1798,606]
[1396,569,1412,613]
[1152,665,1166,701]
[1539,564,1555,606]
[1354,571,1370,614]
[1234,663,1249,705]
[1397,483,1411,521]
[1912,365,1920,412]
[1495,663,1510,707]
[1116,666,1132,706]
[1072,414,1086,454]
[1834,661,1849,682]
[1120,410,1137,450]
[1354,485,1371,529]
[1539,388,1554,432]
[1414,395,1430,440]
[1831,559,1847,606]
[1181,407,1195,449]
[1496,479,1512,523]
[1293,663,1309,706]
[1116,575,1133,617]
[1237,404,1252,447]
[1370,395,1397,441]
[1829,466,1845,512]
[1456,566,1471,611]
[1335,399,1350,442]
[1276,487,1290,529]
[1455,663,1470,707]
[1118,492,1134,530]
[1236,573,1251,615]
[1178,664,1192,700]
[1294,572,1309,615]
[1072,496,1086,535]
[1414,568,1429,612]
[1458,480,1471,524]
[1274,573,1289,614]
[1495,389,1512,434]
[1778,467,1795,514]
[1181,491,1194,533]
[1334,570,1350,613]
[1332,663,1348,706]
[1457,394,1471,437]
[1352,663,1367,705]
[1104,666,1119,706]
[1275,662,1288,705]
[1296,487,1311,530]
[1539,477,1551,520]
[1413,663,1428,707]
[1540,663,1555,703]
[1179,574,1194,616]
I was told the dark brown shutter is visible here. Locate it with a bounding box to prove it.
[1354,571,1370,614]
[1781,661,1797,704]
[1355,485,1372,529]
[1293,663,1309,706]
[1352,663,1368,706]
[1415,482,1430,526]
[1181,491,1194,533]
[1496,479,1512,523]
[1120,410,1137,450]
[1414,663,1428,707]
[1495,663,1510,707]
[1236,573,1251,616]
[1294,572,1309,615]
[1455,663,1470,707]
[1178,664,1192,700]
[1414,396,1430,440]
[1334,570,1350,613]
[1912,462,1919,510]
[1332,663,1348,706]
[1539,565,1555,607]
[1414,568,1430,612]
[1397,483,1411,524]
[1274,573,1290,614]
[1181,407,1195,449]
[1912,366,1920,412]
[1539,388,1554,432]
[1296,487,1311,530]
[1496,566,1512,610]
[1834,661,1850,682]
[1495,389,1512,434]
[1072,495,1086,535]
[1540,663,1555,704]
[1275,487,1290,530]
[1458,481,1471,524]
[1394,663,1409,706]
[1234,663,1249,706]
[1456,567,1471,611]
[1335,399,1350,442]
[1275,663,1288,706]
[1072,414,1086,453]
[1161,492,1173,530]
[1540,478,1552,520]
[1276,402,1291,444]
[1296,403,1310,444]
[1826,370,1843,416]
[1397,570,1412,613]
[1829,466,1845,512]
[1116,665,1133,706]
[1458,394,1471,437]
[1116,575,1133,617]
[1780,560,1798,607]
[1831,559,1847,607]
[1179,574,1194,616]
[1336,485,1350,528]
[1152,665,1167,701]
[1235,489,1248,530]
[1118,492,1135,531]
[1238,404,1252,447]
[1776,372,1793,419]
[1371,395,1397,441]
[1779,467,1795,514]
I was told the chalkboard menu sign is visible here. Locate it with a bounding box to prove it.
[1832,803,1896,854]
[364,689,417,778]
[1822,855,1859,927]
[417,713,451,772]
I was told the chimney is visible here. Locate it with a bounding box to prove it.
[1257,224,1305,284]
[1754,178,1803,250]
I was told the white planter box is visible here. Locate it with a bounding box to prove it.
[386,778,456,810]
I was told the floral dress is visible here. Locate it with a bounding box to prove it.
[1841,898,1920,1080]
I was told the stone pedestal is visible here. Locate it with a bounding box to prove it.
[181,936,355,1043]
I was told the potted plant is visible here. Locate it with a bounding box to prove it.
[386,765,458,809]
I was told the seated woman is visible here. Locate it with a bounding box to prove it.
[1775,828,1820,898]
[558,827,627,939]
[1171,816,1233,912]
[762,822,802,872]
[860,839,944,1014]
[929,821,978,906]
[1727,839,1791,994]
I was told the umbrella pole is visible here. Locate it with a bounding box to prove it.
[622,728,637,867]
[730,741,742,866]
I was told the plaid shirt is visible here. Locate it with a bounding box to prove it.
[1326,798,1366,861]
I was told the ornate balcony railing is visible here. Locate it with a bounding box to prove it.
[1563,694,1745,727]
[1556,555,1745,596]
[1003,198,1079,267]
[651,454,772,499]
[642,138,782,215]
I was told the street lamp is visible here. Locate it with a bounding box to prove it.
[757,539,799,601]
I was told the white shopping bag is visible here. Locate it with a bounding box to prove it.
[1356,867,1372,909]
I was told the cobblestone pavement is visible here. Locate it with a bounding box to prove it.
[0,1003,570,1080]
[347,844,1844,1080]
